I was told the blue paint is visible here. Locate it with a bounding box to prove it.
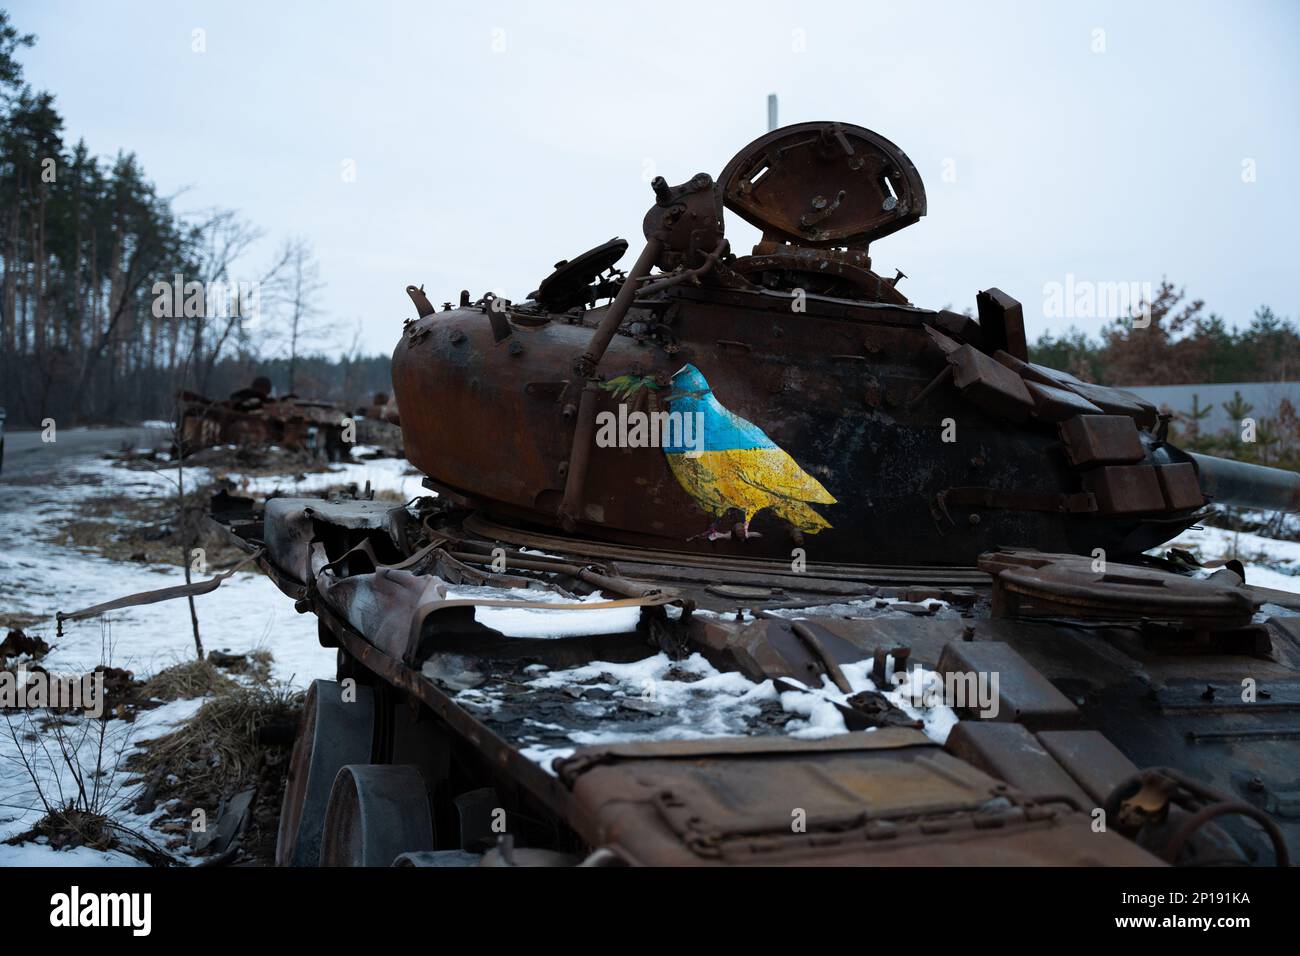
[663,364,777,454]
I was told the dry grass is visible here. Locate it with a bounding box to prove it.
[49,477,250,568]
[140,659,238,702]
[126,656,300,863]
[207,648,274,683]
[20,808,115,851]
[128,684,303,800]
[248,649,273,680]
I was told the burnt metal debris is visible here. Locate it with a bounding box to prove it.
[351,391,404,457]
[178,377,350,460]
[155,120,1300,866]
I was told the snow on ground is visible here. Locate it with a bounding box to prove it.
[8,437,1300,860]
[0,454,332,687]
[0,697,206,865]
[0,843,144,866]
[0,443,349,866]
[1163,522,1300,594]
[227,457,427,502]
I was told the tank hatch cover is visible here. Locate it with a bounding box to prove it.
[718,121,926,249]
[531,237,629,311]
[978,549,1261,631]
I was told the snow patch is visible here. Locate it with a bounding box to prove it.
[490,651,957,774]
[443,584,642,638]
[0,697,206,864]
[227,457,427,502]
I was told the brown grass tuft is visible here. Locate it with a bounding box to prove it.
[128,684,303,800]
[140,659,238,702]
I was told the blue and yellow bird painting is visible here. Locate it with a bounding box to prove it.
[655,364,837,540]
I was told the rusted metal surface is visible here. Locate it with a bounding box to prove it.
[391,119,1300,567]
[554,731,1160,865]
[717,121,925,251]
[979,548,1260,629]
[178,378,349,459]
[945,723,1094,809]
[1103,767,1290,866]
[350,391,403,455]
[938,640,1080,728]
[461,513,990,587]
[188,120,1300,868]
[195,489,1300,866]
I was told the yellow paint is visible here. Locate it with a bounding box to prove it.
[667,447,837,534]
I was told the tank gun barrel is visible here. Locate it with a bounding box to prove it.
[1190,452,1300,512]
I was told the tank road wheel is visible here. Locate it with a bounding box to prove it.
[319,764,435,866]
[276,678,375,867]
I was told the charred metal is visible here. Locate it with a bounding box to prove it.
[193,122,1300,868]
[178,377,350,460]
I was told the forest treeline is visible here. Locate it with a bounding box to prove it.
[2,7,1295,431]
[1028,280,1298,387]
[1029,280,1300,469]
[0,12,390,429]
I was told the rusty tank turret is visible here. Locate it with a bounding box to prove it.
[391,120,1300,568]
[187,121,1300,871]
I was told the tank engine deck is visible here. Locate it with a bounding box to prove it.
[210,490,1300,866]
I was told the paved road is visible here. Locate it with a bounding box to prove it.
[1,425,169,483]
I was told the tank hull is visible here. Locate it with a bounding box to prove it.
[392,285,1199,566]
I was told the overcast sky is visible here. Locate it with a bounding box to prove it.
[15,0,1300,356]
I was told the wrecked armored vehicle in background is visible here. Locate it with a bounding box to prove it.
[351,392,404,458]
[205,122,1300,867]
[179,377,350,462]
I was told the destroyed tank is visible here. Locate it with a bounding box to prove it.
[198,121,1300,868]
[391,120,1300,568]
